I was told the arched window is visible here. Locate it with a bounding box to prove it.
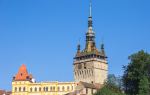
[86,88,88,94]
[50,86,52,91]
[85,70,86,75]
[39,87,41,91]
[30,88,32,92]
[67,86,70,91]
[82,71,84,78]
[91,89,93,94]
[23,87,26,92]
[19,87,21,92]
[84,63,86,69]
[62,86,65,91]
[43,87,45,91]
[53,87,55,91]
[15,87,17,92]
[35,87,37,92]
[57,87,60,91]
[46,87,48,91]
[72,86,73,90]
[91,70,93,75]
[88,70,90,76]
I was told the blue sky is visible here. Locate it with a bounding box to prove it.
[0,0,150,90]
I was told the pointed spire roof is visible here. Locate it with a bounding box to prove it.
[13,64,33,81]
[84,0,96,52]
[87,0,93,32]
[89,0,92,17]
[75,0,106,59]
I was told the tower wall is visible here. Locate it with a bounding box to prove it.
[93,60,108,84]
[74,58,108,84]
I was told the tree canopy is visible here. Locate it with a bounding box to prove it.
[94,82,125,95]
[122,50,150,95]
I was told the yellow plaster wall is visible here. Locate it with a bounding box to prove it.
[12,81,77,95]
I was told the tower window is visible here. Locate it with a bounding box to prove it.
[91,89,93,94]
[78,64,82,69]
[91,70,93,75]
[86,88,88,94]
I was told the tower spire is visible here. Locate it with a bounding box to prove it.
[88,0,93,28]
[89,0,92,17]
[85,0,95,52]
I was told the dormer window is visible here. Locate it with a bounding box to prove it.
[26,76,29,79]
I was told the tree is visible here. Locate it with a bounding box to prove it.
[108,74,123,90]
[122,50,150,95]
[138,76,150,95]
[108,74,117,85]
[94,82,125,95]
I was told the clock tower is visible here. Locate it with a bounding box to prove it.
[73,0,108,85]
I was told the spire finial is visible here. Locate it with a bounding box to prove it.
[90,0,92,17]
[88,0,93,28]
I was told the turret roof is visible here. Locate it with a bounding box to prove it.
[13,64,33,81]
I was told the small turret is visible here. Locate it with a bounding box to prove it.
[76,44,81,57]
[77,44,80,53]
[13,64,33,82]
[101,43,106,57]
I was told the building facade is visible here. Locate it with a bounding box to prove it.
[12,64,76,95]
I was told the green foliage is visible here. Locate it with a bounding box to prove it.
[94,82,125,95]
[108,74,117,85]
[108,74,123,90]
[138,76,150,95]
[122,50,150,95]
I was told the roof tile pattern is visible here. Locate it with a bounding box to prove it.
[14,64,32,81]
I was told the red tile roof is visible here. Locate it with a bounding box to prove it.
[0,90,11,95]
[14,64,32,81]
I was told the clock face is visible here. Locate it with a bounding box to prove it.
[78,64,82,69]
